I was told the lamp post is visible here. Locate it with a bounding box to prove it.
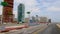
[27,12,30,23]
[26,11,30,26]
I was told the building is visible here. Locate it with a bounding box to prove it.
[35,15,40,23]
[13,14,17,23]
[18,3,25,23]
[0,15,2,24]
[40,17,48,23]
[32,16,36,23]
[48,19,51,23]
[25,18,29,23]
[13,18,18,23]
[2,0,14,23]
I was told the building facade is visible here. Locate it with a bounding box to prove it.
[2,0,14,23]
[18,3,25,23]
[25,18,29,23]
[32,16,36,23]
[40,17,48,23]
[48,19,51,23]
[0,15,2,24]
[35,15,40,23]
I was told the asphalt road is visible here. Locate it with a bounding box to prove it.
[37,23,60,34]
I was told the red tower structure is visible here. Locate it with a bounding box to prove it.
[2,0,14,23]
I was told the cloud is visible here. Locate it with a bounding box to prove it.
[29,7,41,17]
[14,0,40,18]
[46,6,60,12]
[52,1,60,7]
[14,0,37,6]
[40,0,60,12]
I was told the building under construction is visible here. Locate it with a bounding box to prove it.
[2,0,14,23]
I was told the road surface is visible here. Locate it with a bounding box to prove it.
[36,23,60,34]
[3,24,47,34]
[1,23,60,34]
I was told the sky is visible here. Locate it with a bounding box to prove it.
[0,0,60,22]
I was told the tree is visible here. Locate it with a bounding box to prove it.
[1,2,8,6]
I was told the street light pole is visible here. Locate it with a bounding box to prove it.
[27,12,30,26]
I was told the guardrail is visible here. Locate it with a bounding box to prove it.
[56,24,60,28]
[56,24,60,32]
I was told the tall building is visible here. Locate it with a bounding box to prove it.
[18,3,25,23]
[2,0,14,23]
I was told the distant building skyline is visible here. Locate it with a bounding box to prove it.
[40,17,48,23]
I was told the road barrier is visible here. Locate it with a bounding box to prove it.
[56,24,60,28]
[0,25,28,33]
[56,24,60,32]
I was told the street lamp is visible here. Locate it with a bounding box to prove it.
[27,12,30,23]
